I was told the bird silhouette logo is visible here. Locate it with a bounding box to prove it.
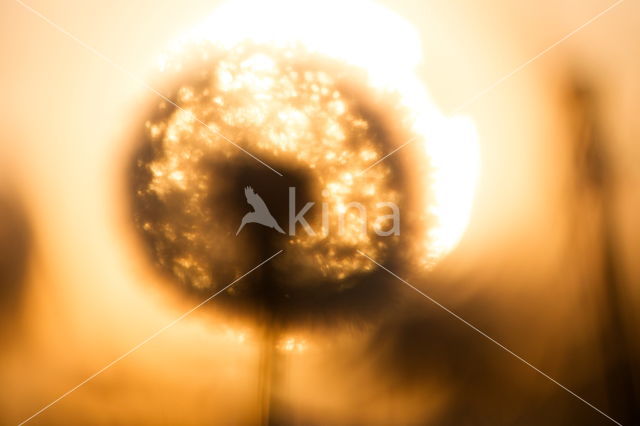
[236,186,285,235]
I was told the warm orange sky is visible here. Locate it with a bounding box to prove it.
[1,1,639,424]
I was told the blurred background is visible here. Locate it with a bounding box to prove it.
[0,0,639,424]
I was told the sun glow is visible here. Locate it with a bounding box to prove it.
[156,0,479,268]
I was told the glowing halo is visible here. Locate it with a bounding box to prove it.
[160,0,479,267]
